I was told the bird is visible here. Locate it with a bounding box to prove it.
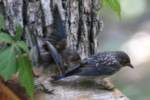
[37,5,67,75]
[52,51,133,80]
[42,5,81,74]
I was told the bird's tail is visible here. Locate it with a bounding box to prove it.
[52,64,81,80]
[46,41,64,70]
[51,75,65,80]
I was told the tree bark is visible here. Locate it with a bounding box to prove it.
[65,0,103,58]
[2,0,103,60]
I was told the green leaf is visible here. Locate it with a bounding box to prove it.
[16,41,28,53]
[0,46,17,80]
[0,15,5,29]
[18,54,34,100]
[0,32,13,44]
[14,25,23,41]
[102,0,121,17]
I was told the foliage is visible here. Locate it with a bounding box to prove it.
[0,22,34,99]
[102,0,121,17]
[0,46,17,80]
[18,54,34,99]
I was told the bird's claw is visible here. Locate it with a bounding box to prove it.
[98,79,115,90]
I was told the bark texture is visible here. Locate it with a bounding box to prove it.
[2,0,103,60]
[65,0,103,58]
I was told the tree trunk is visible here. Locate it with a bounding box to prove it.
[65,0,102,58]
[2,0,103,60]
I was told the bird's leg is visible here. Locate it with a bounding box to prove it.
[96,78,115,90]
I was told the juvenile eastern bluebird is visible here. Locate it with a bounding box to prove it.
[38,5,67,75]
[52,51,133,81]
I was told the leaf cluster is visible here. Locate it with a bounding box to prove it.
[0,15,34,99]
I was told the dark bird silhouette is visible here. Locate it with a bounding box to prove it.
[42,5,81,74]
[47,5,67,47]
[52,51,133,80]
[35,5,67,75]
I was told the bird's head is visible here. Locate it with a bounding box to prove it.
[115,51,134,68]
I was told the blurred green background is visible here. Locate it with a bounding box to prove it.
[99,0,150,100]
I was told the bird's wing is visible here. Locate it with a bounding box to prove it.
[78,56,121,76]
[76,63,121,76]
[82,56,99,65]
[75,65,102,76]
[44,6,66,72]
[49,6,67,45]
[63,64,81,77]
[52,64,81,80]
[46,41,64,69]
[96,62,121,75]
[63,57,101,76]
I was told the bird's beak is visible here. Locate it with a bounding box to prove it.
[128,63,134,68]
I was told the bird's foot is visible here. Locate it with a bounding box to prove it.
[98,79,115,90]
